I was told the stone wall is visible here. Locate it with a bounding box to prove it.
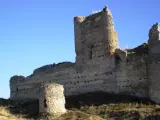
[116,44,148,97]
[148,23,160,103]
[10,75,26,99]
[10,59,117,99]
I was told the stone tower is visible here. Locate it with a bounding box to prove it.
[74,6,119,67]
[148,23,160,103]
[39,83,66,116]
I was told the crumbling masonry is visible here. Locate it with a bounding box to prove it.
[10,6,160,105]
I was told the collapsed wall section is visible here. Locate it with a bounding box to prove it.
[33,62,117,96]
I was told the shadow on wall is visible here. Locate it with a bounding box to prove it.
[65,92,156,109]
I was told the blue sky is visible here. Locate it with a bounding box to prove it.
[0,0,160,98]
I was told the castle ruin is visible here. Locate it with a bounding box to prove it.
[10,6,160,104]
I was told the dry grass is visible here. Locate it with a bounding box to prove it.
[0,106,24,120]
[76,103,160,120]
[1,103,160,120]
[1,92,160,120]
[66,92,160,120]
[56,110,105,120]
[40,110,105,120]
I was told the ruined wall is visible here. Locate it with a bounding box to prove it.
[10,75,41,99]
[10,59,117,99]
[9,6,119,100]
[148,23,160,103]
[9,6,126,100]
[9,6,160,104]
[116,44,148,97]
[10,75,26,99]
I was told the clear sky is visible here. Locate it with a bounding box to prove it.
[0,0,160,98]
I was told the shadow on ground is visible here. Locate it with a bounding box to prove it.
[0,92,159,120]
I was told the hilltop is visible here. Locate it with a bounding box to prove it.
[0,92,160,120]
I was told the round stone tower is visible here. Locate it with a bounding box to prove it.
[39,83,66,116]
[148,23,160,103]
[103,6,119,55]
